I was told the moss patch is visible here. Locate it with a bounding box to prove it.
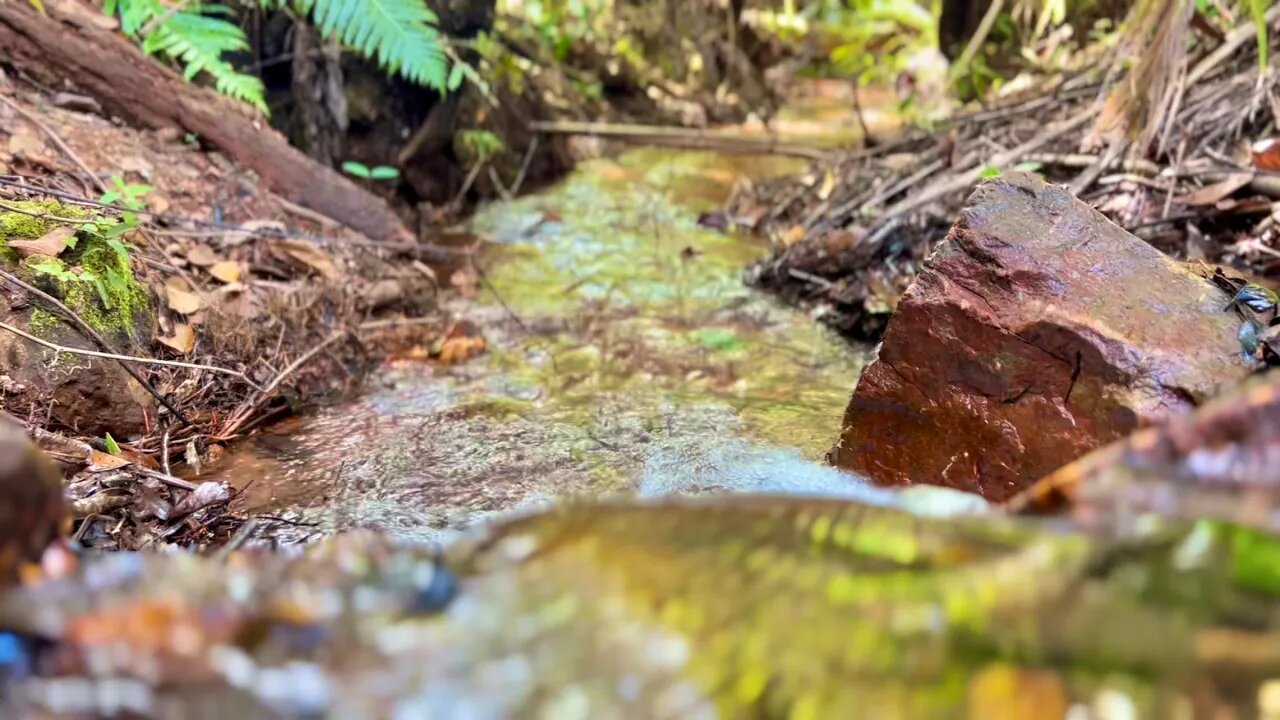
[4,200,152,343]
[0,201,92,262]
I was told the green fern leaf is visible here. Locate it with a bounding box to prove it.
[293,0,449,90]
[140,10,268,113]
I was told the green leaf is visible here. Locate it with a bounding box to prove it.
[104,433,121,455]
[29,260,76,282]
[342,161,372,178]
[447,62,465,91]
[979,165,1002,179]
[369,165,400,180]
[1250,0,1269,72]
[295,0,447,90]
[690,328,745,353]
[1013,162,1043,173]
[100,190,122,205]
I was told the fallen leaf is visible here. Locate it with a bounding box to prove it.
[781,224,806,247]
[8,226,74,257]
[437,335,486,364]
[185,439,201,476]
[146,193,170,214]
[166,286,202,314]
[1252,138,1280,171]
[86,450,130,473]
[818,169,836,200]
[7,128,46,158]
[275,239,339,279]
[1175,172,1255,206]
[157,323,195,354]
[185,244,217,267]
[208,260,242,284]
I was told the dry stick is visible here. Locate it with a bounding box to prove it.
[510,136,539,197]
[217,330,350,439]
[0,179,466,257]
[950,0,1005,82]
[528,120,828,160]
[0,320,260,387]
[1186,3,1280,87]
[0,268,195,428]
[0,94,106,194]
[0,198,91,224]
[879,110,1095,222]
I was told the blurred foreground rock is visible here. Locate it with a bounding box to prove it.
[4,494,1280,718]
[830,172,1253,501]
[1013,368,1280,532]
[0,413,66,585]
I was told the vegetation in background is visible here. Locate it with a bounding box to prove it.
[94,0,451,112]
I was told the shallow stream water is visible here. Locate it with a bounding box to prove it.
[198,145,920,541]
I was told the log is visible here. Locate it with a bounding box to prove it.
[0,0,414,242]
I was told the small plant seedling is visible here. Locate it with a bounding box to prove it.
[342,162,401,181]
[104,433,122,455]
[979,165,1002,179]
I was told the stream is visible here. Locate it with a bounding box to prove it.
[201,143,975,542]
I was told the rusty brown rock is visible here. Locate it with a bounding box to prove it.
[0,412,68,585]
[1011,368,1280,532]
[829,171,1253,501]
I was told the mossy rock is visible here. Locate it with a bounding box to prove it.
[1,201,153,344]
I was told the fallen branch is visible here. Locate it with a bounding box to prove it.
[528,120,828,160]
[0,320,260,388]
[0,1,414,242]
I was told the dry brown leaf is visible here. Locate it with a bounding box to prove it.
[186,244,218,267]
[276,240,339,279]
[8,226,74,258]
[166,286,202,314]
[437,336,486,364]
[7,128,47,158]
[208,260,242,284]
[157,323,195,354]
[146,193,171,214]
[1175,172,1255,206]
[781,225,806,247]
[86,450,130,473]
[1252,138,1280,172]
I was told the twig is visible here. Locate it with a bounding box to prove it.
[451,162,485,209]
[161,426,171,476]
[215,518,259,560]
[0,94,106,194]
[950,0,1005,84]
[217,330,350,439]
[0,178,465,257]
[133,466,199,492]
[0,320,260,386]
[0,268,195,428]
[528,120,827,160]
[1186,3,1280,87]
[511,136,539,196]
[879,109,1094,221]
[0,198,92,224]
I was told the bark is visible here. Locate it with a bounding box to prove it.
[292,22,348,166]
[0,0,413,242]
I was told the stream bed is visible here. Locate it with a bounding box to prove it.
[200,147,908,541]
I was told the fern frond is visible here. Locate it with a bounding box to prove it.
[104,1,267,113]
[293,0,449,90]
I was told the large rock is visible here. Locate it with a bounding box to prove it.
[829,171,1254,501]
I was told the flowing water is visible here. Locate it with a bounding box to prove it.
[200,146,963,542]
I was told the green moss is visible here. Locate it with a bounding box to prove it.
[0,201,92,267]
[18,231,151,343]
